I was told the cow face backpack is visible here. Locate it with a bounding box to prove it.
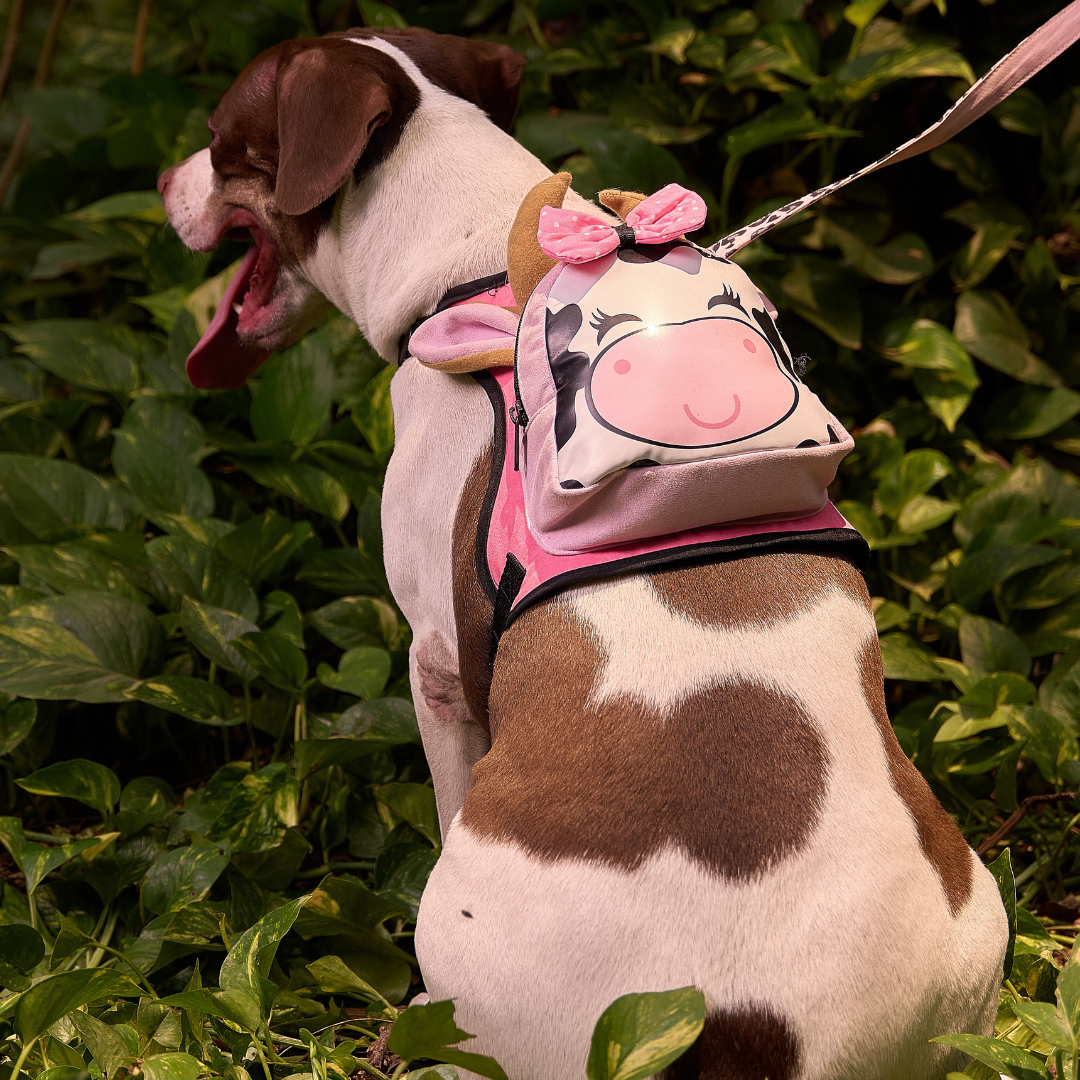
[407,0,1080,625]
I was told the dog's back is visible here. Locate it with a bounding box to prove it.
[415,552,1006,1080]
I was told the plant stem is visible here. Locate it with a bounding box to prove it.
[293,861,374,879]
[244,681,258,764]
[8,1036,36,1080]
[0,0,26,105]
[252,1032,274,1080]
[0,0,68,206]
[131,0,151,75]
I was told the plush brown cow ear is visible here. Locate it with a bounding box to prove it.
[507,172,573,312]
[274,40,415,217]
[357,28,526,131]
[599,188,648,222]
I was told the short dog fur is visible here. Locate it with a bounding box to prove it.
[160,27,1008,1079]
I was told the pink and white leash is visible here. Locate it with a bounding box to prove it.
[711,0,1080,259]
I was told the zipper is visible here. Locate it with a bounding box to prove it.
[510,299,528,471]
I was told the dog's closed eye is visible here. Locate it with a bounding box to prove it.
[590,309,642,345]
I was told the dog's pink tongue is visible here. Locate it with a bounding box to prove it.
[185,246,269,390]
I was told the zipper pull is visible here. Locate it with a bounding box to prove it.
[509,402,527,471]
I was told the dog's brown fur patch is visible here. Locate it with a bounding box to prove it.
[452,444,495,731]
[858,639,973,914]
[650,551,869,630]
[660,1007,800,1080]
[461,600,827,877]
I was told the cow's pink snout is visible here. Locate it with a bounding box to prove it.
[588,317,797,447]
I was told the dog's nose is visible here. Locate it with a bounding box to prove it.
[157,166,174,196]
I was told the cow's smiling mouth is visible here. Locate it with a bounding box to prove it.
[684,396,741,429]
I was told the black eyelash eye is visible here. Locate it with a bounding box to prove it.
[708,286,748,315]
[589,309,643,345]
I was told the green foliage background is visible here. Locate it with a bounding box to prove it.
[0,0,1077,1075]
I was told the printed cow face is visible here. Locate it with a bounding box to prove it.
[544,243,838,488]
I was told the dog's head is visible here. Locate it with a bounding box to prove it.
[159,28,526,389]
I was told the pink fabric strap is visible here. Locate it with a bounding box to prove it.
[712,0,1080,258]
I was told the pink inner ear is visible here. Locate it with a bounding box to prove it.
[408,302,519,365]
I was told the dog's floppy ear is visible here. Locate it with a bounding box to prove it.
[359,29,526,131]
[507,172,573,313]
[274,42,410,217]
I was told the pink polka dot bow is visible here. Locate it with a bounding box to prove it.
[537,184,708,264]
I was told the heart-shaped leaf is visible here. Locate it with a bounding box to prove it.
[17,759,121,816]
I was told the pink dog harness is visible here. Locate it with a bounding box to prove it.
[412,275,868,639]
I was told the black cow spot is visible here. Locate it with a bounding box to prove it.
[546,305,592,450]
[560,479,584,489]
[626,458,662,468]
[796,439,818,448]
[751,308,794,375]
[617,241,679,263]
[461,910,473,918]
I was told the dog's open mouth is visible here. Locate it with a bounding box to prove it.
[185,215,279,391]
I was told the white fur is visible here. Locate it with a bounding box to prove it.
[416,577,1005,1080]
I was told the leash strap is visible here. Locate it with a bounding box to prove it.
[711,0,1080,258]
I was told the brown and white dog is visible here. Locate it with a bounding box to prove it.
[159,27,1008,1080]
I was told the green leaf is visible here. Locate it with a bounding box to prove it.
[21,87,111,151]
[568,125,687,197]
[112,427,214,518]
[895,494,958,534]
[987,386,1080,440]
[779,257,861,349]
[5,320,151,395]
[216,510,312,585]
[69,1006,133,1079]
[820,219,932,284]
[876,449,952,517]
[232,631,308,693]
[722,105,856,158]
[17,759,120,815]
[1057,952,1080,1037]
[232,459,349,521]
[960,614,1031,678]
[14,968,142,1042]
[351,364,396,458]
[374,783,440,847]
[879,633,944,682]
[4,543,149,604]
[50,912,96,969]
[210,762,299,853]
[986,849,1016,979]
[1002,705,1079,785]
[316,646,390,700]
[0,817,102,893]
[929,1034,1049,1080]
[130,676,239,727]
[0,592,164,702]
[0,454,133,545]
[953,291,1061,387]
[143,844,229,915]
[951,223,1024,290]
[1011,1001,1070,1050]
[138,1052,204,1080]
[0,698,36,756]
[250,330,333,445]
[294,875,406,938]
[0,924,44,991]
[69,190,166,223]
[179,599,259,681]
[875,319,979,387]
[359,0,408,26]
[387,1000,508,1080]
[308,596,403,650]
[1038,643,1080,727]
[140,535,257,618]
[219,895,309,1018]
[823,44,973,104]
[950,545,1064,609]
[911,369,974,433]
[305,954,391,1007]
[586,988,706,1080]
